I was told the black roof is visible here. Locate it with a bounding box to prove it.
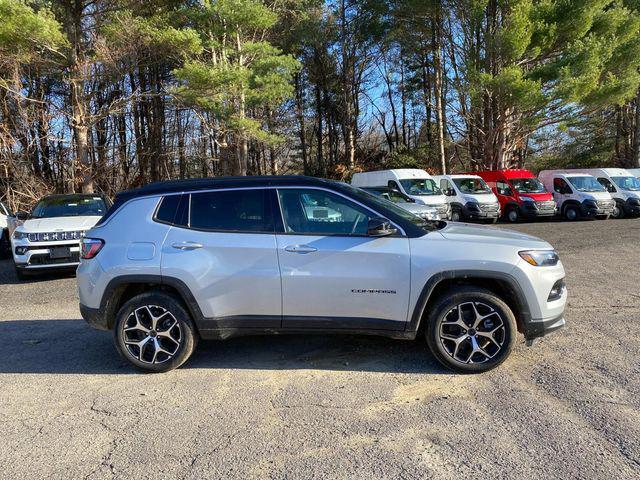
[116,175,340,201]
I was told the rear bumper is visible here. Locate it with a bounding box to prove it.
[80,303,110,331]
[523,313,565,340]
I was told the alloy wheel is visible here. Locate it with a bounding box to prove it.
[122,305,182,364]
[438,301,506,364]
[507,209,518,222]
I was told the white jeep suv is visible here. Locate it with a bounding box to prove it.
[12,194,110,279]
[77,176,567,373]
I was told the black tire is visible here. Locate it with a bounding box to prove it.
[425,287,517,374]
[0,229,10,259]
[505,206,519,223]
[450,207,463,222]
[114,291,198,373]
[563,204,580,221]
[612,202,624,219]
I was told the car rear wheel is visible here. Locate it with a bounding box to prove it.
[425,287,517,373]
[114,292,198,373]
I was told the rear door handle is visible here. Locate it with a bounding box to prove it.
[171,241,204,251]
[284,244,317,254]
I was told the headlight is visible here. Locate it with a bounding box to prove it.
[519,250,560,267]
[13,230,27,240]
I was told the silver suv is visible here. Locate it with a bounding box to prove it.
[78,176,567,373]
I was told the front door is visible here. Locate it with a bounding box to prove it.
[161,188,281,328]
[274,188,411,331]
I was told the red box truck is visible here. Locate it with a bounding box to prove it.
[472,170,556,222]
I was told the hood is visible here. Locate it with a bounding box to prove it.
[579,191,612,201]
[402,203,437,214]
[17,216,102,233]
[517,192,553,202]
[462,193,498,204]
[438,222,551,249]
[413,194,447,206]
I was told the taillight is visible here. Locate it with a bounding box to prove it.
[81,238,104,259]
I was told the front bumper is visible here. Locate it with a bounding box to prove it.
[519,201,557,218]
[623,199,640,216]
[580,200,615,217]
[12,240,81,270]
[522,313,565,340]
[463,203,500,219]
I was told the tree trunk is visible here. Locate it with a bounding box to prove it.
[432,9,447,174]
[633,89,640,168]
[294,73,308,174]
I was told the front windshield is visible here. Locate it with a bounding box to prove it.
[399,178,441,196]
[453,177,492,194]
[32,195,107,218]
[345,184,437,230]
[511,178,546,194]
[567,176,606,193]
[611,176,640,191]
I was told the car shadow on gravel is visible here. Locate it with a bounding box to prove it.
[0,259,76,285]
[0,319,445,375]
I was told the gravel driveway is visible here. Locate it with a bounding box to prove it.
[1,219,639,479]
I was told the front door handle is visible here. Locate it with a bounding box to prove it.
[171,241,204,251]
[284,244,317,254]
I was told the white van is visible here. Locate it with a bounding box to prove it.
[538,171,615,220]
[628,168,640,179]
[567,168,640,218]
[351,169,451,219]
[432,174,500,223]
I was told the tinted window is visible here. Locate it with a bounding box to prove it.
[155,195,181,224]
[190,189,272,232]
[278,189,376,235]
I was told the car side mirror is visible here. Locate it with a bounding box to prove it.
[367,218,397,237]
[446,188,456,196]
[607,185,616,193]
[15,211,29,221]
[562,187,572,195]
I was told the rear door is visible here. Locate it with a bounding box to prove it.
[160,188,281,328]
[274,187,411,331]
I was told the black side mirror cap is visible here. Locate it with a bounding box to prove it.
[367,217,397,237]
[15,211,29,221]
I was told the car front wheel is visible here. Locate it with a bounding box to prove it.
[114,292,198,373]
[425,287,517,373]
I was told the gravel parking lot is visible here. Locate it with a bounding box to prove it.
[1,219,639,479]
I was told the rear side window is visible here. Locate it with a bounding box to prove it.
[155,195,181,224]
[189,189,273,232]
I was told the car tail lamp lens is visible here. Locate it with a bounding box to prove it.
[81,238,104,259]
[519,250,559,267]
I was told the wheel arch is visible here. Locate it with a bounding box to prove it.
[409,270,531,335]
[100,275,205,331]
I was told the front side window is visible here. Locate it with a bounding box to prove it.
[399,178,441,196]
[567,176,606,193]
[32,195,107,218]
[611,176,640,191]
[510,178,546,194]
[453,177,492,194]
[278,189,376,235]
[496,181,512,196]
[189,189,273,232]
[597,177,616,193]
[554,178,570,194]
